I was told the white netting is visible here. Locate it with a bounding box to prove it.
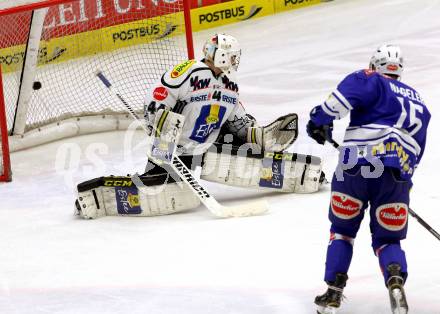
[0,0,189,133]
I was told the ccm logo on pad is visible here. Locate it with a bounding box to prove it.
[331,192,363,219]
[376,203,408,231]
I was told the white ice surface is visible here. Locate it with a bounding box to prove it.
[1,0,440,313]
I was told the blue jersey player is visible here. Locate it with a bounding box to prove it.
[307,45,431,314]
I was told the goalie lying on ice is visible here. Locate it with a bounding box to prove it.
[75,33,325,219]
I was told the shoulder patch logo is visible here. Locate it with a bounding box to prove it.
[171,60,196,78]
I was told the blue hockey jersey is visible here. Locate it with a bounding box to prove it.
[310,69,431,179]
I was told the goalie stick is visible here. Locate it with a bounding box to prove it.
[95,71,269,218]
[330,139,440,242]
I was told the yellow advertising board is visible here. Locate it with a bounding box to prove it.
[191,0,275,32]
[0,0,325,74]
[273,0,321,13]
[0,12,184,74]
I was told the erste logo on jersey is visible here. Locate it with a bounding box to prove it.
[376,203,408,231]
[331,192,363,219]
[171,60,196,78]
[153,86,168,101]
[190,104,226,143]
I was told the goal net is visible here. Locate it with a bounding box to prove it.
[0,0,194,182]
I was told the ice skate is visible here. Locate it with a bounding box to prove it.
[315,273,348,314]
[387,264,408,314]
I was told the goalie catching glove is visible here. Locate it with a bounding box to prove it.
[247,113,298,152]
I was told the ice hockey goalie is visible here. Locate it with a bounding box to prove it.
[75,33,325,219]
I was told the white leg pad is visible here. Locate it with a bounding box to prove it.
[75,179,200,219]
[75,190,107,219]
[201,150,323,193]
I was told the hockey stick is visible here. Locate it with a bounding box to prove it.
[95,71,269,218]
[407,208,440,241]
[330,139,440,241]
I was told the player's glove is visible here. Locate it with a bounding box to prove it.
[306,120,333,145]
[247,113,298,152]
[144,101,166,136]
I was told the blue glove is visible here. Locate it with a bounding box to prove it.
[306,120,333,145]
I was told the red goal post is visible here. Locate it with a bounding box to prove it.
[0,0,195,182]
[0,66,11,182]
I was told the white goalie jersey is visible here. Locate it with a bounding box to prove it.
[144,60,254,156]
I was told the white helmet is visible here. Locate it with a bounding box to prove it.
[203,33,241,74]
[369,44,404,79]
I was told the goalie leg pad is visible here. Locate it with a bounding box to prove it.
[75,175,200,219]
[201,145,323,193]
[75,190,106,219]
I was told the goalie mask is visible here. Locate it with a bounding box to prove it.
[203,33,241,74]
[369,44,403,79]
